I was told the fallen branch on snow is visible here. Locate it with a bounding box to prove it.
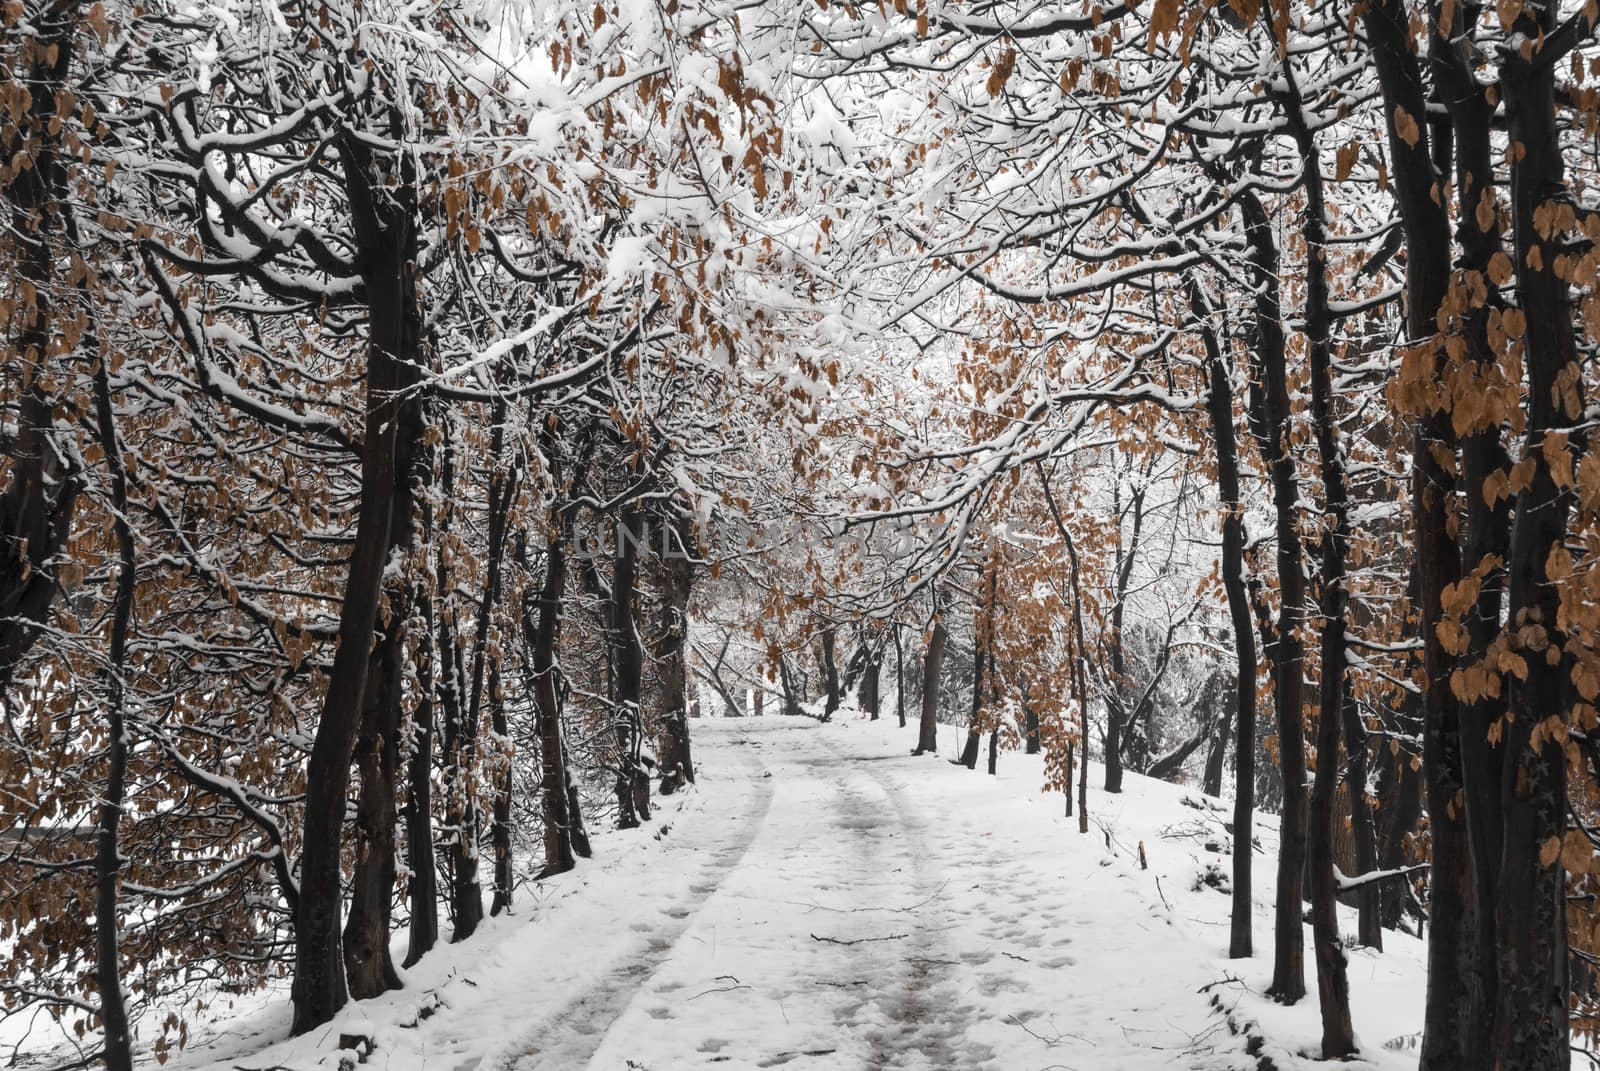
[809,932,909,946]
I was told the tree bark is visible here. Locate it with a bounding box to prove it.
[1193,281,1256,959]
[459,402,516,925]
[1024,693,1040,755]
[819,627,840,721]
[1488,15,1578,1064]
[524,514,578,875]
[913,619,947,755]
[1429,1,1511,1048]
[611,507,648,827]
[860,652,881,720]
[657,520,695,795]
[1355,1,1477,1060]
[1281,74,1355,1055]
[291,142,417,1034]
[894,626,906,728]
[0,3,82,689]
[1239,187,1308,1005]
[344,335,424,998]
[90,317,134,1071]
[403,588,438,968]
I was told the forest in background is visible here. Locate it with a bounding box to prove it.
[4,0,1600,1067]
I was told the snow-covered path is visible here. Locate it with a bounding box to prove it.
[171,715,1431,1071]
[522,722,986,1071]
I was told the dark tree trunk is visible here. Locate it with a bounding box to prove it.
[1358,1,1476,1061]
[291,145,417,1035]
[1201,691,1233,798]
[460,402,517,925]
[1101,478,1146,795]
[434,438,479,943]
[488,652,513,917]
[1284,81,1355,1056]
[1239,188,1308,1005]
[611,508,648,828]
[1375,690,1424,930]
[960,560,998,769]
[90,318,135,1071]
[860,653,881,720]
[1489,14,1578,1064]
[779,656,804,718]
[913,619,947,755]
[657,521,695,795]
[344,341,424,999]
[958,641,984,771]
[1192,279,1255,960]
[1343,700,1382,951]
[1063,742,1074,817]
[525,512,578,876]
[894,626,906,728]
[566,763,592,859]
[0,5,81,689]
[403,589,438,968]
[344,606,407,998]
[820,627,840,720]
[1023,694,1040,755]
[1430,2,1512,1051]
[1037,465,1090,834]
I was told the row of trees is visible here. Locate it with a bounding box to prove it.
[770,0,1600,1065]
[10,0,1600,1067]
[0,0,861,1062]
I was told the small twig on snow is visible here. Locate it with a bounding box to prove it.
[809,932,909,946]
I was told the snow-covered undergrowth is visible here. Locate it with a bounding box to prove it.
[139,713,1446,1071]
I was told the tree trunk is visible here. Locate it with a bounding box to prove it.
[1358,2,1475,1059]
[1488,17,1577,1064]
[1431,6,1511,1049]
[1063,741,1074,817]
[1023,693,1040,755]
[820,627,840,721]
[403,589,438,968]
[1375,690,1423,930]
[1193,279,1255,960]
[460,401,517,926]
[488,651,513,917]
[958,635,984,771]
[860,653,881,720]
[611,508,648,828]
[344,337,424,998]
[779,656,804,718]
[434,437,479,943]
[90,323,134,1071]
[1236,187,1309,1004]
[913,619,947,755]
[894,626,906,728]
[1285,84,1354,1055]
[525,512,578,875]
[344,605,407,998]
[1101,477,1146,795]
[1202,695,1232,800]
[657,522,695,795]
[291,147,416,1034]
[0,2,82,690]
[961,560,997,769]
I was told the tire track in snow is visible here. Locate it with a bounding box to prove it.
[831,735,996,1070]
[481,736,776,1071]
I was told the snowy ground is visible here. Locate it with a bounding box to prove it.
[145,714,1446,1070]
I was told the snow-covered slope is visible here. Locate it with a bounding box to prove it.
[163,714,1434,1071]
